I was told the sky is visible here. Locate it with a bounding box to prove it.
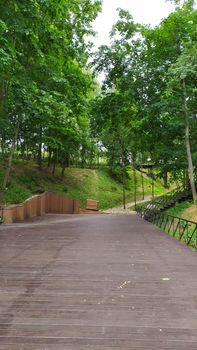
[92,0,175,48]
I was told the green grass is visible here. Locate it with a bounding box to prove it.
[126,168,167,195]
[97,168,125,209]
[166,200,193,217]
[0,162,167,209]
[166,199,197,223]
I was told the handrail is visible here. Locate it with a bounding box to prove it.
[160,213,197,225]
[136,186,196,248]
[138,186,191,217]
[146,211,197,249]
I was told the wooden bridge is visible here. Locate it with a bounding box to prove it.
[0,213,197,349]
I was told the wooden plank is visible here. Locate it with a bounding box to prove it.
[86,199,99,211]
[0,214,196,349]
[2,193,79,223]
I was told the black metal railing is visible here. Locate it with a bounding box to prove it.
[136,186,197,249]
[146,211,197,249]
[136,186,191,216]
[151,187,189,210]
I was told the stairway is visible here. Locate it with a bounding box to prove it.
[139,187,192,221]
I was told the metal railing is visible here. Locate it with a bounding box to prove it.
[135,186,191,217]
[145,186,190,212]
[146,211,197,249]
[136,186,197,249]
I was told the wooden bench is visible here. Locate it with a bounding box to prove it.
[86,199,99,211]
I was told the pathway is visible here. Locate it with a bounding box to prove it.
[102,195,154,214]
[0,213,197,349]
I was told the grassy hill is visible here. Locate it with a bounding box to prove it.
[167,200,197,222]
[0,162,167,209]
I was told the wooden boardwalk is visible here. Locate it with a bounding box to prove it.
[0,213,197,349]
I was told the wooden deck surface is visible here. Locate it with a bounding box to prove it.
[0,213,197,349]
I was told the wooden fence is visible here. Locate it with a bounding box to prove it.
[1,192,80,223]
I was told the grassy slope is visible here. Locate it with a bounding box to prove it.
[167,200,197,222]
[0,162,167,209]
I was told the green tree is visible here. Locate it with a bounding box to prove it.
[0,0,102,202]
[165,44,197,202]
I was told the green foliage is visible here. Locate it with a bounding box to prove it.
[92,1,197,189]
[0,163,167,209]
[1,0,196,200]
[3,184,32,205]
[0,0,102,189]
[166,200,193,216]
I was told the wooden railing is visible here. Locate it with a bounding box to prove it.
[0,192,80,223]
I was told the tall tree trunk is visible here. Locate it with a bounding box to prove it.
[0,118,20,204]
[183,79,197,203]
[52,150,58,176]
[0,81,6,163]
[65,152,70,168]
[61,153,68,178]
[151,171,155,200]
[52,156,56,175]
[183,169,189,190]
[140,155,145,200]
[37,126,42,169]
[43,147,46,163]
[61,166,65,178]
[1,139,6,161]
[122,166,126,210]
[163,170,168,189]
[141,170,145,200]
[0,80,5,119]
[48,147,52,167]
[132,155,137,210]
[152,175,155,200]
[81,146,86,169]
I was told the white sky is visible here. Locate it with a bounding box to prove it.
[92,0,175,48]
